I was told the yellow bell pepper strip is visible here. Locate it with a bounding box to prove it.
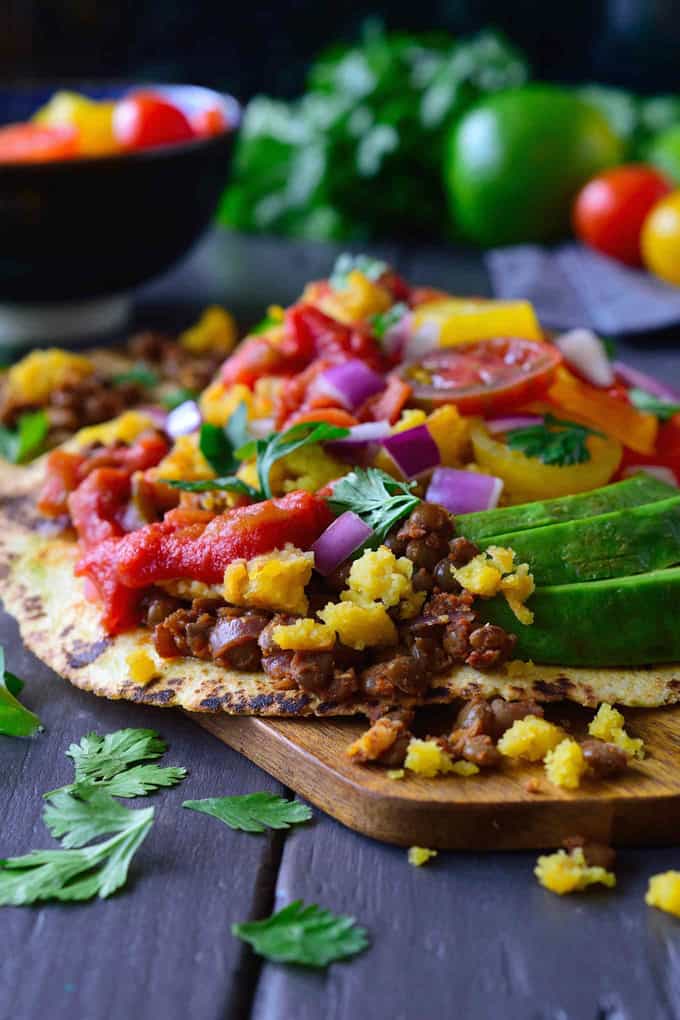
[471,421,622,503]
[410,298,542,349]
[33,91,117,156]
[548,368,658,455]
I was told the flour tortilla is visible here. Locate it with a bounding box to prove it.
[0,462,679,714]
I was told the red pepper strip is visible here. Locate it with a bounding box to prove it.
[286,407,359,429]
[68,468,132,548]
[361,374,412,425]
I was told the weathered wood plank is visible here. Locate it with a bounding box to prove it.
[0,608,284,1020]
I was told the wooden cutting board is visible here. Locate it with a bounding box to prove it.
[191,703,680,850]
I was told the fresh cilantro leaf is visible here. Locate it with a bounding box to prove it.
[239,421,349,499]
[43,788,138,848]
[94,763,187,798]
[232,900,369,967]
[67,728,167,784]
[165,476,260,499]
[0,410,49,464]
[224,401,251,452]
[0,647,42,738]
[198,403,252,476]
[250,311,281,334]
[112,364,160,389]
[330,253,388,290]
[161,387,199,410]
[506,414,604,467]
[601,336,617,360]
[328,467,419,541]
[183,793,312,833]
[629,387,680,420]
[0,802,154,904]
[371,301,408,340]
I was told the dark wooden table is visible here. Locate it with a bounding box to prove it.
[2,229,680,1020]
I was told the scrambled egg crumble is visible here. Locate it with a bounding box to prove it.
[318,601,397,650]
[387,769,405,780]
[346,717,401,761]
[75,410,156,448]
[588,703,645,760]
[535,848,616,895]
[646,872,680,918]
[200,381,252,427]
[452,547,535,625]
[498,717,566,762]
[408,846,438,867]
[451,760,480,777]
[224,545,313,616]
[544,739,587,790]
[7,348,93,404]
[272,618,336,651]
[154,434,215,483]
[343,546,424,618]
[279,444,349,494]
[126,648,158,686]
[180,305,237,355]
[404,739,456,778]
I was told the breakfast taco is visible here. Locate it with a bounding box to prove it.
[1,254,679,743]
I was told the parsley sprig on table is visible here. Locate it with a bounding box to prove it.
[0,647,42,738]
[328,467,420,540]
[0,409,48,465]
[183,793,312,833]
[506,414,604,467]
[233,900,369,967]
[167,408,348,500]
[629,387,680,421]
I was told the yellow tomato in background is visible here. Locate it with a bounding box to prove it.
[33,91,118,157]
[641,190,680,285]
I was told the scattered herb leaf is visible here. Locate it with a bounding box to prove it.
[328,467,419,541]
[233,900,369,967]
[0,647,42,738]
[199,422,240,475]
[330,253,388,290]
[0,802,154,904]
[112,364,160,389]
[224,401,251,453]
[165,476,260,499]
[506,414,604,467]
[629,387,680,421]
[602,336,617,360]
[250,312,281,335]
[238,421,349,499]
[0,410,49,464]
[161,387,199,410]
[43,788,140,849]
[371,302,408,340]
[183,793,312,833]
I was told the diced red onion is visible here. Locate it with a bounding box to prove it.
[555,329,614,387]
[311,511,373,576]
[382,311,414,358]
[327,422,393,464]
[426,467,504,514]
[613,361,680,402]
[622,464,678,487]
[487,415,543,435]
[316,360,386,411]
[137,404,168,429]
[382,424,440,479]
[166,399,201,439]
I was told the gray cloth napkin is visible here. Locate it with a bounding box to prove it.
[486,242,680,335]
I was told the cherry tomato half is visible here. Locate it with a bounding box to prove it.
[573,164,672,266]
[113,92,194,151]
[397,337,561,416]
[191,105,227,138]
[0,123,78,163]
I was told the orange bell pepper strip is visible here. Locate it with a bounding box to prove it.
[548,367,658,455]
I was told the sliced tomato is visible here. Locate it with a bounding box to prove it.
[0,123,78,163]
[285,305,383,371]
[617,418,680,483]
[397,337,561,416]
[286,407,359,429]
[68,468,132,548]
[113,92,194,151]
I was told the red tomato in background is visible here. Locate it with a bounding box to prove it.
[113,92,194,151]
[573,164,672,266]
[618,418,680,483]
[0,123,78,163]
[191,105,227,138]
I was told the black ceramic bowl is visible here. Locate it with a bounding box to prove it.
[0,83,240,303]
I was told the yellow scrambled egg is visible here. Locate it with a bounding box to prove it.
[278,445,348,494]
[544,738,587,790]
[646,872,680,918]
[404,739,456,777]
[153,434,215,483]
[342,546,424,619]
[497,717,566,762]
[588,703,645,759]
[452,546,535,625]
[224,545,313,616]
[126,648,159,686]
[408,847,438,867]
[75,410,156,447]
[200,381,253,427]
[317,601,397,650]
[7,348,94,405]
[535,848,616,895]
[272,618,336,651]
[180,305,237,355]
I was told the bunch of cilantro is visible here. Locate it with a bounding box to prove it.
[219,23,528,241]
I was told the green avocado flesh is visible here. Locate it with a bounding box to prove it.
[477,495,680,586]
[480,567,680,667]
[457,475,675,543]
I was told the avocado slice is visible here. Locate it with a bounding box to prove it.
[477,495,680,586]
[457,474,675,543]
[480,566,680,666]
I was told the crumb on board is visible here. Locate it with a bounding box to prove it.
[408,846,438,867]
[387,769,405,780]
[588,703,645,760]
[535,848,616,895]
[126,648,158,686]
[524,778,542,794]
[405,739,456,778]
[544,738,587,790]
[497,717,565,762]
[646,872,680,918]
